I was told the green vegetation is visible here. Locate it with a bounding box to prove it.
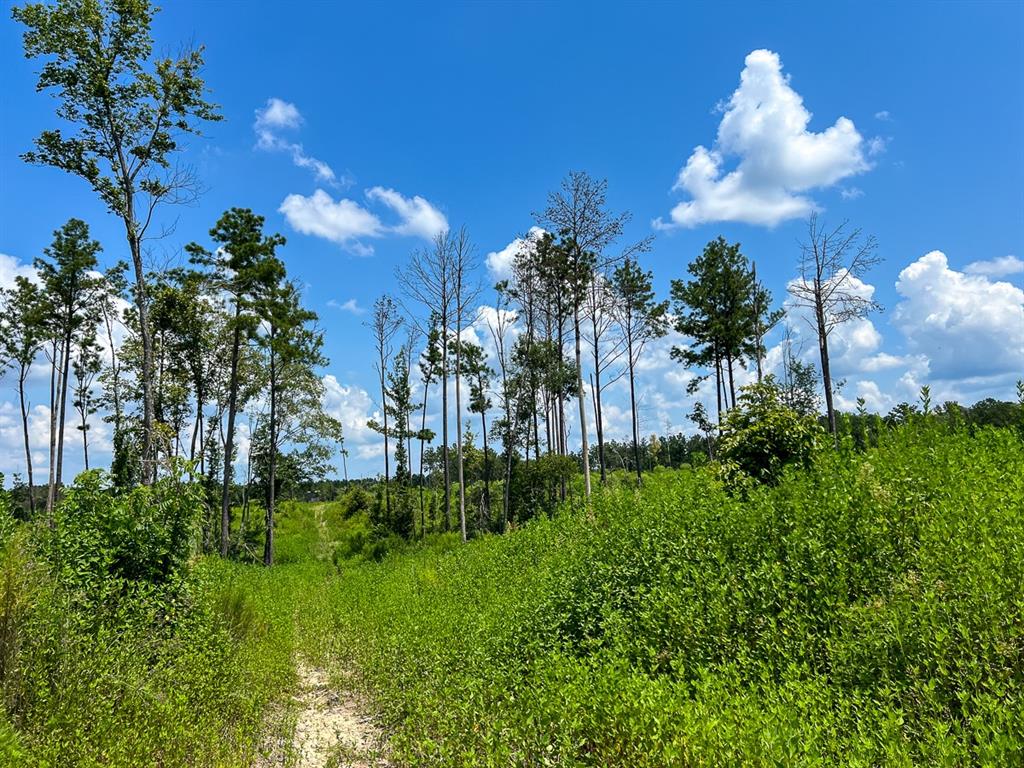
[2,407,1022,766]
[316,424,1024,765]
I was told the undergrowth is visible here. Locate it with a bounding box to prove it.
[311,426,1024,766]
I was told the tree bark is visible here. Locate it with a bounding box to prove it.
[455,333,466,542]
[220,312,242,557]
[573,307,592,499]
[18,367,35,517]
[814,289,837,437]
[480,406,490,529]
[441,330,450,531]
[264,335,277,567]
[55,329,71,494]
[126,229,157,486]
[418,378,430,539]
[627,342,642,487]
[379,343,391,527]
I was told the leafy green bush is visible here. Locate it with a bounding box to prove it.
[717,379,822,487]
[43,469,202,590]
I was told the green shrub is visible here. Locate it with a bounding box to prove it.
[717,379,822,487]
[44,469,202,591]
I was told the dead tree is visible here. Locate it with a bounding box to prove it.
[788,215,881,436]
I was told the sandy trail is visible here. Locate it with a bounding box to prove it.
[286,660,389,768]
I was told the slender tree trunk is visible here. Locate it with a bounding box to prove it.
[589,290,607,483]
[455,334,466,542]
[441,331,450,531]
[125,228,157,486]
[264,338,277,567]
[573,307,592,499]
[480,407,490,527]
[726,353,736,409]
[714,347,724,424]
[103,309,123,435]
[418,378,430,539]
[592,364,607,484]
[815,291,837,437]
[753,262,764,383]
[55,330,71,495]
[18,368,35,517]
[190,389,202,463]
[221,313,242,557]
[46,339,58,517]
[80,403,90,471]
[627,340,642,486]
[379,345,391,525]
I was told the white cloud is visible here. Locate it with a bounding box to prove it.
[279,189,384,250]
[0,253,37,290]
[655,49,870,229]
[964,255,1024,278]
[328,298,366,315]
[321,375,380,451]
[365,187,449,240]
[874,110,892,121]
[254,97,341,185]
[893,251,1024,381]
[279,188,446,254]
[840,187,864,200]
[485,227,545,281]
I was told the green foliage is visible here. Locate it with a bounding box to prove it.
[44,468,202,590]
[308,425,1023,765]
[717,379,822,487]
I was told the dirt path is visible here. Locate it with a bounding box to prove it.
[286,660,389,768]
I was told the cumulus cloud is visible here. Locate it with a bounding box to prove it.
[365,187,449,241]
[485,227,545,281]
[254,97,342,185]
[964,255,1024,278]
[655,49,870,229]
[328,298,366,315]
[279,188,447,255]
[321,375,380,455]
[0,253,37,289]
[893,251,1024,381]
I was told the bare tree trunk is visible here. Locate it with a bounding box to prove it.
[592,363,607,484]
[55,330,71,495]
[264,338,276,567]
[221,315,242,557]
[18,368,35,517]
[627,342,642,486]
[480,407,490,528]
[573,307,592,499]
[80,403,90,471]
[726,352,736,409]
[814,291,837,436]
[379,343,391,526]
[714,347,724,424]
[418,378,430,539]
[126,229,157,486]
[46,340,60,515]
[441,332,450,531]
[455,333,466,542]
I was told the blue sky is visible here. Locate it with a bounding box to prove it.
[1,0,1022,480]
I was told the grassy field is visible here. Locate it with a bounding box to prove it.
[2,422,1022,766]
